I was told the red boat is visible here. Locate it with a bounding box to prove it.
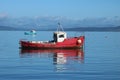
[20,23,85,49]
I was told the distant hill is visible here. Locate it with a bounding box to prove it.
[64,26,120,31]
[0,26,17,31]
[0,25,120,31]
[0,16,120,31]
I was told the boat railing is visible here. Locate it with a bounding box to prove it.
[29,40,56,44]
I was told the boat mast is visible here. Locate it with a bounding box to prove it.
[57,23,64,32]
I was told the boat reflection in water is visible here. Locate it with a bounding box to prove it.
[20,49,84,71]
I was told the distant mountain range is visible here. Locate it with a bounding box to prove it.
[0,16,120,31]
[65,26,120,31]
[1,25,120,32]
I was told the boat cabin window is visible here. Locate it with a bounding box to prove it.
[59,35,64,38]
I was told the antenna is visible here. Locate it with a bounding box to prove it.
[57,22,64,32]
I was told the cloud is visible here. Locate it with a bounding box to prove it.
[0,13,8,18]
[0,15,120,30]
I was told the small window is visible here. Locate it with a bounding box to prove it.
[59,35,64,38]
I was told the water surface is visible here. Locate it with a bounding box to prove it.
[0,31,120,80]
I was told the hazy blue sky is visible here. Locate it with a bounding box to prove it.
[0,0,120,19]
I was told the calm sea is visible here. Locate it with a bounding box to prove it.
[0,31,120,80]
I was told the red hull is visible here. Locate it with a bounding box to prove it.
[20,36,85,49]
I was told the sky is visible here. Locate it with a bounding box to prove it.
[0,0,120,19]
